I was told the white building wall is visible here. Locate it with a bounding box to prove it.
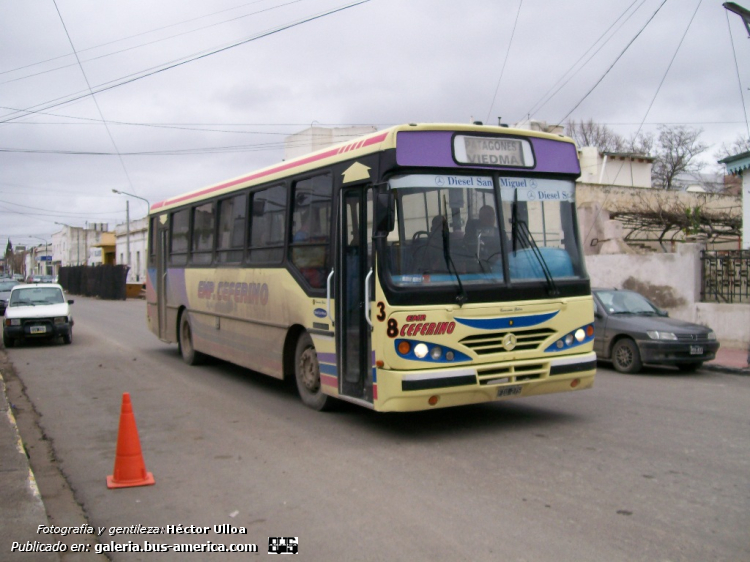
[578,147,652,188]
[586,243,750,349]
[114,218,148,283]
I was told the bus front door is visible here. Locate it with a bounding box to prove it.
[335,187,374,404]
[157,228,168,341]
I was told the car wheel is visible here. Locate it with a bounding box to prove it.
[62,327,72,345]
[294,332,333,411]
[2,330,12,349]
[178,312,205,366]
[677,362,702,373]
[612,338,643,373]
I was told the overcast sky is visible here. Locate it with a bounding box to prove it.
[1,0,748,250]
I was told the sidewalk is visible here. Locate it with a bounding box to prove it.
[704,345,750,375]
[0,372,57,561]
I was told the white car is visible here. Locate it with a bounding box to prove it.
[3,283,74,347]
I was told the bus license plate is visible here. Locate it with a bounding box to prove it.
[30,326,46,334]
[497,385,522,398]
[690,345,703,355]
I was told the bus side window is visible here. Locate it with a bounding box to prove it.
[169,208,190,266]
[191,202,215,265]
[289,174,333,289]
[248,184,287,264]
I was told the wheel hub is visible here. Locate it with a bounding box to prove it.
[299,348,320,392]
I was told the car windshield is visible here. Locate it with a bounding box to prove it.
[596,290,658,314]
[9,287,64,306]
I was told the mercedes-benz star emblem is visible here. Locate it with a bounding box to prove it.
[502,333,517,351]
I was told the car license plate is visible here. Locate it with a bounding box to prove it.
[30,326,46,334]
[497,385,522,398]
[690,345,703,355]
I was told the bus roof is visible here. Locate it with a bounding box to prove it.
[150,123,576,214]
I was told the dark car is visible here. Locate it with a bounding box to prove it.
[0,279,19,315]
[593,288,719,373]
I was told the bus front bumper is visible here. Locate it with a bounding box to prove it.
[373,352,597,412]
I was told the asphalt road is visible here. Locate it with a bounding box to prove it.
[5,296,750,561]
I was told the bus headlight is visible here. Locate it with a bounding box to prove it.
[575,328,586,342]
[430,346,443,360]
[414,343,429,358]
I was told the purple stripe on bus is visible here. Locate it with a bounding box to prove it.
[395,131,580,175]
[317,352,336,364]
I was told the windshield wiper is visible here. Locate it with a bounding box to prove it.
[439,207,468,307]
[512,218,559,296]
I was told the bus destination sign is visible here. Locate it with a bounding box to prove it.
[454,135,533,168]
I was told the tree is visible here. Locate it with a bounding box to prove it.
[567,118,653,155]
[714,133,750,160]
[566,119,627,152]
[651,125,707,190]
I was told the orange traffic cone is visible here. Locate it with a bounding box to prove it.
[106,393,155,489]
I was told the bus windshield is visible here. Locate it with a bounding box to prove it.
[383,174,585,289]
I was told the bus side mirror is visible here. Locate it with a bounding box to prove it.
[375,191,395,233]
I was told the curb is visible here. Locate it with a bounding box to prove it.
[0,372,45,506]
[703,363,750,376]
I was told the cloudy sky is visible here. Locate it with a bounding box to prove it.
[1,0,748,250]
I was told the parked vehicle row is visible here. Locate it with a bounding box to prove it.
[0,281,721,375]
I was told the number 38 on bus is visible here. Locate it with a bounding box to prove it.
[145,123,596,412]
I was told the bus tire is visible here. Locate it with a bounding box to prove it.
[179,311,205,366]
[612,338,642,374]
[294,332,332,411]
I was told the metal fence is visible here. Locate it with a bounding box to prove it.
[701,249,750,303]
[58,264,129,300]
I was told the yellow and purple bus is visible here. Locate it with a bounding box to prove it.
[146,123,596,412]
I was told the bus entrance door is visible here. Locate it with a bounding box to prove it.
[335,187,374,403]
[156,228,168,341]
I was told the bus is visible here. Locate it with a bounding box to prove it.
[146,123,596,412]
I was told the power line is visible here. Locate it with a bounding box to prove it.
[725,9,750,138]
[485,0,524,124]
[0,1,371,125]
[636,0,703,133]
[0,0,307,87]
[555,0,670,127]
[524,0,646,119]
[52,0,140,198]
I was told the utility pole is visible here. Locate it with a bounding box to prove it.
[126,200,131,275]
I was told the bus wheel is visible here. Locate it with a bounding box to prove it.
[179,312,205,366]
[295,332,332,411]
